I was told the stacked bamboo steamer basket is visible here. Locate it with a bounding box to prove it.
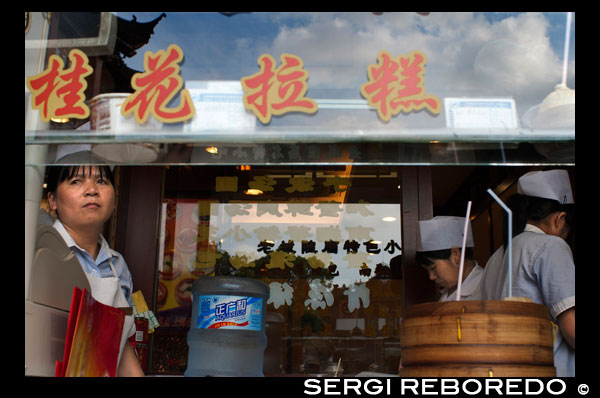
[399,300,556,377]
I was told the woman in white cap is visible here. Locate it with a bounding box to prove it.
[415,216,483,301]
[480,169,575,377]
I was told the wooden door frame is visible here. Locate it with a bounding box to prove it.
[401,166,436,310]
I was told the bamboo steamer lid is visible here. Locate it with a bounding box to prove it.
[399,300,556,377]
[399,364,556,377]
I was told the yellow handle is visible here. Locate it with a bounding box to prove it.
[551,321,559,342]
[456,318,462,341]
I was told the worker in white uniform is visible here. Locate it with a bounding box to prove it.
[46,165,144,377]
[415,216,483,301]
[479,169,575,377]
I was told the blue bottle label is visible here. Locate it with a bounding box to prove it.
[196,295,263,331]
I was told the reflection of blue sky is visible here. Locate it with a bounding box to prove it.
[115,12,574,128]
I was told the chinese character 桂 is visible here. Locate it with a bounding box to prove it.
[121,44,195,124]
[26,49,93,122]
[241,53,318,124]
[360,50,441,122]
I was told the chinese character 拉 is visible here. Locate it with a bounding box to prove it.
[26,49,93,122]
[122,44,195,124]
[241,53,318,124]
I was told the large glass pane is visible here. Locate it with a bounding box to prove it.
[25,12,575,166]
[152,165,404,375]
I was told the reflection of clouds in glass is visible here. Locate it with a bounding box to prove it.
[267,12,571,114]
[118,12,573,124]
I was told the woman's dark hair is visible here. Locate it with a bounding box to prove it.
[503,193,575,251]
[46,165,114,194]
[415,247,473,267]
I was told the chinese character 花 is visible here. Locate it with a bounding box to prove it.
[121,44,195,124]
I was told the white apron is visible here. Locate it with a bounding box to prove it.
[83,257,135,372]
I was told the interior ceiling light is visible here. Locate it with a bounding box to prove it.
[50,117,70,123]
[206,146,218,154]
[382,216,397,222]
[244,188,263,196]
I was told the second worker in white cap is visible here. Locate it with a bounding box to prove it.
[479,169,575,377]
[415,216,483,301]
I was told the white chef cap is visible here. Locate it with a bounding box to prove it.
[517,169,574,204]
[416,216,474,252]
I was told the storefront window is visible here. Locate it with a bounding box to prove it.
[152,165,403,374]
[25,12,575,377]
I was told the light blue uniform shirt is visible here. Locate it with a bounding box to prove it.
[480,224,575,377]
[440,263,484,302]
[52,219,134,306]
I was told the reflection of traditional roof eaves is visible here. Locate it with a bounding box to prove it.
[103,55,138,93]
[114,12,167,58]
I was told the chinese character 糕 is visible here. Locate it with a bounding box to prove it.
[26,49,93,122]
[360,50,441,122]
